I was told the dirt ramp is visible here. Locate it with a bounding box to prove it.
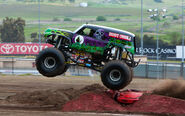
[62,92,123,112]
[5,84,105,108]
[126,94,185,115]
[152,79,185,100]
[62,93,185,115]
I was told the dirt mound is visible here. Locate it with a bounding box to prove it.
[152,79,185,100]
[62,93,185,115]
[5,84,105,108]
[5,83,185,115]
[126,94,185,115]
[62,92,123,112]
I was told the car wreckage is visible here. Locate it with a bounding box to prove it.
[35,24,140,90]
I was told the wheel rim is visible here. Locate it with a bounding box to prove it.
[44,57,56,69]
[109,69,121,82]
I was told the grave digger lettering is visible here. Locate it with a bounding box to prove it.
[109,32,131,41]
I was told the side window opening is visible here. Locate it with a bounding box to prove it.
[77,27,96,38]
[83,28,91,36]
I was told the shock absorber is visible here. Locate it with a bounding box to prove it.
[115,47,122,60]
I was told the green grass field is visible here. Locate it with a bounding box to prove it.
[0,4,142,20]
[0,0,184,43]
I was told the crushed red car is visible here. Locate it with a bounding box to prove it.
[107,89,143,104]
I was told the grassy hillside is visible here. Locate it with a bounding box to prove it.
[0,4,141,20]
[0,0,182,20]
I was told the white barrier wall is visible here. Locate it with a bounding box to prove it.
[176,46,185,58]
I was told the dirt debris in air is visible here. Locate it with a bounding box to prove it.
[5,84,105,109]
[152,79,185,100]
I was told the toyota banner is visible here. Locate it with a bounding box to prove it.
[0,43,53,55]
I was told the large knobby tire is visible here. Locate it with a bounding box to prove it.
[57,52,70,75]
[57,65,69,75]
[35,48,65,77]
[101,60,132,90]
[127,68,133,85]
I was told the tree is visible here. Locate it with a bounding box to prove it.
[114,17,121,21]
[168,32,181,45]
[0,17,25,43]
[68,0,75,3]
[135,34,169,47]
[31,32,37,39]
[154,0,163,3]
[143,35,156,46]
[31,32,45,43]
[64,17,72,21]
[53,17,60,22]
[162,21,170,28]
[173,15,179,20]
[135,34,141,47]
[48,0,57,2]
[151,15,160,21]
[96,16,106,21]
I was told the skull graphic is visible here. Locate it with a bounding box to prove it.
[94,29,105,40]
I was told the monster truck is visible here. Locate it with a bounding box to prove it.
[35,24,140,90]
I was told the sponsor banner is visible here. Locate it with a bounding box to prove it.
[0,43,53,55]
[136,46,176,57]
[176,46,185,58]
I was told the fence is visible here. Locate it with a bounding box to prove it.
[0,57,184,79]
[134,62,185,79]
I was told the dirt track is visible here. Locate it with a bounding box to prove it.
[0,75,166,116]
[0,110,151,116]
[0,75,159,95]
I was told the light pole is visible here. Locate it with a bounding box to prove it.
[38,0,41,51]
[182,0,184,77]
[148,8,167,61]
[147,8,167,78]
[156,9,159,63]
[141,0,143,55]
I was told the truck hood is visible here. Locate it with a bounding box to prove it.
[44,28,74,38]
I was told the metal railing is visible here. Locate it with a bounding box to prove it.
[134,62,184,79]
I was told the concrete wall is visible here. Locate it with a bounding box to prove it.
[0,58,35,69]
[135,55,147,63]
